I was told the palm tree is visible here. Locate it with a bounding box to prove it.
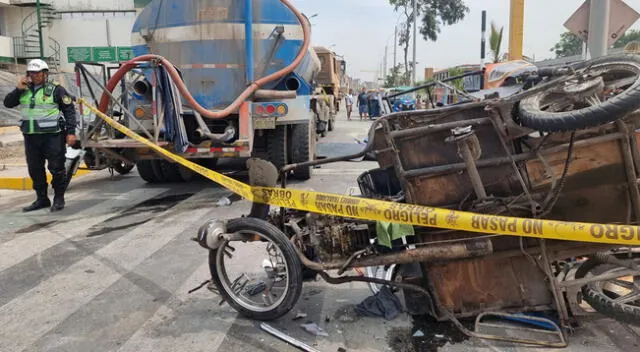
[489,21,504,63]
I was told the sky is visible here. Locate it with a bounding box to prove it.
[291,0,640,82]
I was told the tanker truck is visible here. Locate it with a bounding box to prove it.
[79,0,320,182]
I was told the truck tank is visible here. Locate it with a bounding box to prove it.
[131,0,320,110]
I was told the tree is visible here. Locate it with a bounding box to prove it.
[389,0,469,85]
[489,22,504,63]
[550,32,583,58]
[448,67,465,91]
[550,29,640,58]
[383,64,405,87]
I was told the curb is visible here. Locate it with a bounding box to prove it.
[0,140,23,148]
[0,126,20,135]
[0,169,92,191]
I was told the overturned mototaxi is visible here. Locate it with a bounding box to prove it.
[197,54,640,347]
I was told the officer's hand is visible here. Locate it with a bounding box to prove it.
[17,76,29,90]
[66,134,77,147]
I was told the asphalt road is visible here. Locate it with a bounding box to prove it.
[1,110,640,352]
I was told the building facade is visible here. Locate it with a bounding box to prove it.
[0,0,152,72]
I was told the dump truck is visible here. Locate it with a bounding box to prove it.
[313,46,344,130]
[76,0,321,181]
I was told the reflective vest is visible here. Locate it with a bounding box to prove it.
[19,83,62,134]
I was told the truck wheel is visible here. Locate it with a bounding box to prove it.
[266,126,288,172]
[290,122,313,180]
[159,160,183,183]
[208,217,303,320]
[198,158,219,169]
[113,161,134,175]
[136,160,163,183]
[179,166,194,182]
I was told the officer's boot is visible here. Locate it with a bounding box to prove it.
[51,187,65,212]
[23,186,51,212]
[50,172,66,212]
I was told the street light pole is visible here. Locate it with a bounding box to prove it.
[383,45,388,80]
[412,0,418,86]
[588,0,610,58]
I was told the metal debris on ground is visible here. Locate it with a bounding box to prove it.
[300,322,329,337]
[260,323,322,352]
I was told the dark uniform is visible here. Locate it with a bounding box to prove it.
[4,81,77,212]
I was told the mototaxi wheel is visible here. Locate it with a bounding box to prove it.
[208,217,303,320]
[574,255,640,326]
[518,54,640,132]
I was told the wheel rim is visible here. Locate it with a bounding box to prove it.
[215,230,291,312]
[586,259,640,307]
[530,62,640,114]
[365,264,396,294]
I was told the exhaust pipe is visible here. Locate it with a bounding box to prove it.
[296,238,494,271]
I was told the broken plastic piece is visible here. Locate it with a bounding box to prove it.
[292,311,308,321]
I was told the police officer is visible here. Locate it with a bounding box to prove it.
[3,59,77,212]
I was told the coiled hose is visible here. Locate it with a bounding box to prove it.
[98,0,311,119]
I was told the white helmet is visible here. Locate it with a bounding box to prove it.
[27,59,49,72]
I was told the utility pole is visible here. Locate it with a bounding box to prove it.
[36,0,44,59]
[383,45,388,81]
[393,25,397,86]
[412,0,418,86]
[481,11,486,67]
[508,0,524,60]
[588,0,610,58]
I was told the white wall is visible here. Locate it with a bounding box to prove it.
[3,6,35,37]
[0,35,12,57]
[52,0,134,12]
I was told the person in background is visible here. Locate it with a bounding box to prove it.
[345,89,354,120]
[416,94,424,110]
[369,90,380,119]
[3,59,77,212]
[377,88,387,116]
[357,87,368,120]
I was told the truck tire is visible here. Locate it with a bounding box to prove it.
[113,161,134,175]
[518,54,640,132]
[136,160,163,183]
[266,125,288,172]
[208,217,303,320]
[179,166,194,182]
[574,257,640,326]
[159,160,183,183]
[290,122,313,180]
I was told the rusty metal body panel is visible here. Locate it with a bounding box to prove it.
[370,94,640,319]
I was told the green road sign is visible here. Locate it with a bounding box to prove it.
[92,47,117,62]
[67,47,92,63]
[117,47,134,61]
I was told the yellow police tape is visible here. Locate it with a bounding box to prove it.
[80,98,640,246]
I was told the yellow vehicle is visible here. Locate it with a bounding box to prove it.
[314,46,345,130]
